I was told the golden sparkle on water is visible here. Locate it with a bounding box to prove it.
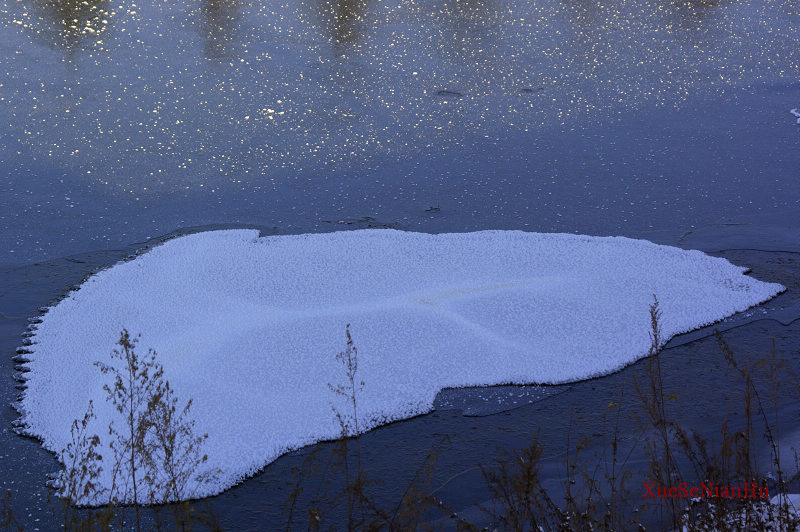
[0,0,797,194]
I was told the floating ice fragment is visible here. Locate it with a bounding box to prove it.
[16,229,784,504]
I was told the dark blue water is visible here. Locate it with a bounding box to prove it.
[1,0,799,527]
[1,0,799,269]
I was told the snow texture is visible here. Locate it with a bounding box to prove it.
[16,229,785,503]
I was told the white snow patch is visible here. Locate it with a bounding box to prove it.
[771,493,800,515]
[16,229,785,503]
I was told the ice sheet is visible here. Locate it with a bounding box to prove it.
[15,229,785,503]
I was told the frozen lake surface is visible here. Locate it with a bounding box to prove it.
[1,0,799,525]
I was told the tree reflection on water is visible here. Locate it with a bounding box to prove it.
[22,0,112,53]
[196,0,241,61]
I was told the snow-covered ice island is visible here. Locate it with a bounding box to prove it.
[15,229,785,504]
